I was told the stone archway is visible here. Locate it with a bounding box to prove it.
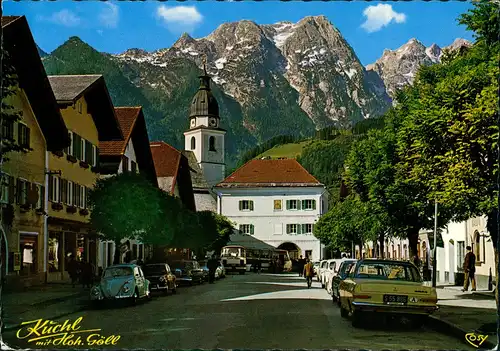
[277,242,301,260]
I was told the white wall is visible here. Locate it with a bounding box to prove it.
[118,138,138,173]
[215,186,328,262]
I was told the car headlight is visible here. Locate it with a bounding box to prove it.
[159,276,165,282]
[122,281,131,293]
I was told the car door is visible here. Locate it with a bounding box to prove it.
[134,267,145,296]
[327,261,336,289]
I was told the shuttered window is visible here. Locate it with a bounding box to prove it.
[122,155,129,172]
[239,224,254,235]
[301,224,314,234]
[73,134,82,159]
[0,173,9,203]
[36,185,45,210]
[17,123,30,148]
[238,200,254,211]
[286,200,300,210]
[131,161,137,173]
[286,224,300,234]
[85,140,93,164]
[61,179,68,205]
[301,200,316,210]
[2,120,14,140]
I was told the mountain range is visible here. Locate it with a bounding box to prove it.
[40,15,470,167]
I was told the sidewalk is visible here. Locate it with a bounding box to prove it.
[429,286,498,349]
[2,283,89,332]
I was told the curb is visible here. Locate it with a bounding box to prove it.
[428,315,496,349]
[2,306,88,332]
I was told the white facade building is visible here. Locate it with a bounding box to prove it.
[215,159,328,262]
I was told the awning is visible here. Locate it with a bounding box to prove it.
[228,232,277,251]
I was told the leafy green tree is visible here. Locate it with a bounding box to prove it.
[314,195,380,255]
[88,172,168,263]
[345,117,453,263]
[1,48,31,161]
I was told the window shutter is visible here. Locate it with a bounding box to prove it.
[297,200,301,210]
[73,183,78,207]
[249,201,254,211]
[57,178,62,203]
[17,124,23,146]
[286,224,290,234]
[61,180,67,205]
[40,185,45,210]
[96,147,100,167]
[250,225,254,235]
[82,187,86,208]
[301,224,305,234]
[8,176,15,204]
[26,127,31,148]
[312,200,316,210]
[301,200,305,209]
[297,224,302,234]
[48,175,53,202]
[239,201,242,211]
[238,224,243,232]
[86,141,92,163]
[74,134,81,159]
[15,179,22,204]
[286,200,290,210]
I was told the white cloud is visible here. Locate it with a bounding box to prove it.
[99,2,119,28]
[361,4,406,33]
[156,5,203,33]
[42,9,81,27]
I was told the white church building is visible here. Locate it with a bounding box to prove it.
[214,159,328,262]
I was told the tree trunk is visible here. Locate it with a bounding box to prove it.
[379,234,385,259]
[407,228,421,266]
[113,239,121,265]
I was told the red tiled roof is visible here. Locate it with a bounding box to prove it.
[217,159,322,187]
[100,107,141,156]
[150,142,182,193]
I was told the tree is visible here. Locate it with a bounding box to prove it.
[1,48,31,162]
[88,172,168,264]
[191,211,234,257]
[345,116,453,264]
[314,195,381,256]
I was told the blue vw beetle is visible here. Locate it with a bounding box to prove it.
[91,264,152,306]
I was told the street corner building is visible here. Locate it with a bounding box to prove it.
[97,106,158,269]
[213,159,329,262]
[44,74,123,282]
[1,16,70,288]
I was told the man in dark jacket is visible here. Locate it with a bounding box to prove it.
[207,255,218,283]
[463,246,477,292]
[298,255,305,277]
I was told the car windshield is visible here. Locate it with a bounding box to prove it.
[355,262,421,282]
[340,262,356,276]
[143,265,167,275]
[222,247,241,257]
[104,267,133,278]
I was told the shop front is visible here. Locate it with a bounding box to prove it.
[46,218,98,282]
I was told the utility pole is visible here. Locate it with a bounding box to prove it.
[432,198,438,288]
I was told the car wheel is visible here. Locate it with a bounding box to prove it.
[340,303,349,318]
[130,290,138,305]
[332,290,337,303]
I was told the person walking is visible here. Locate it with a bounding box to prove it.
[81,260,93,289]
[303,259,314,288]
[208,255,217,284]
[463,246,477,292]
[67,255,79,288]
[298,255,305,277]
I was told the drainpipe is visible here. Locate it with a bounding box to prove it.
[44,151,49,282]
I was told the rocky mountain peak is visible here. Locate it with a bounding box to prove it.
[173,33,196,48]
[425,43,441,63]
[445,38,472,51]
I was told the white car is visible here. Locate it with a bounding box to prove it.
[324,259,349,294]
[317,260,328,284]
[322,259,338,289]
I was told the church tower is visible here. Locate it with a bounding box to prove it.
[184,58,226,187]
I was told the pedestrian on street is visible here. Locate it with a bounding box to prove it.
[67,255,79,288]
[208,255,217,283]
[81,260,93,289]
[463,246,477,292]
[303,259,314,288]
[298,255,305,277]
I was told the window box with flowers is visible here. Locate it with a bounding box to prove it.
[67,155,77,163]
[66,206,77,214]
[20,204,31,212]
[52,150,64,157]
[52,203,63,211]
[79,161,90,169]
[79,208,89,216]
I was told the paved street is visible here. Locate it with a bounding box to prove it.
[3,273,473,350]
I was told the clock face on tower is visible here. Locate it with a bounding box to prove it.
[190,119,196,127]
[209,118,218,128]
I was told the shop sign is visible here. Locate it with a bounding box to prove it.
[13,252,21,271]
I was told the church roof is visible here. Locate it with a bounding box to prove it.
[216,159,323,188]
[189,68,219,119]
[181,150,211,190]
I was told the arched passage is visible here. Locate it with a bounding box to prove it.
[277,242,301,260]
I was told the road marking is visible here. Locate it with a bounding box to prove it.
[221,289,331,301]
[245,281,322,288]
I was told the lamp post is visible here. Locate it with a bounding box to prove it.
[432,198,438,288]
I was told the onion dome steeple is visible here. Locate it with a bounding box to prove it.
[189,55,219,120]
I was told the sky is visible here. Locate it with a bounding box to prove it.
[3,0,475,66]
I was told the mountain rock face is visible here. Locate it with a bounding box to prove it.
[366,38,472,97]
[40,16,470,166]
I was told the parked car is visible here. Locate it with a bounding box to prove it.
[216,262,226,279]
[90,264,151,306]
[339,259,438,327]
[331,260,357,302]
[142,263,177,294]
[317,260,328,282]
[312,261,320,276]
[169,260,205,286]
[324,258,350,293]
[198,260,210,282]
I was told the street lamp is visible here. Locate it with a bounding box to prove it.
[432,198,438,288]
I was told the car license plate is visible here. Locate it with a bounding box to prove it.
[383,294,408,304]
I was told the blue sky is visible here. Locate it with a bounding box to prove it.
[4,0,474,65]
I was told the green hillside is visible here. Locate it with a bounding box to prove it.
[257,140,312,159]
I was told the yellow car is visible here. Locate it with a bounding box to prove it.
[339,259,438,327]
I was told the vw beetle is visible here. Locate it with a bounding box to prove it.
[91,264,152,306]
